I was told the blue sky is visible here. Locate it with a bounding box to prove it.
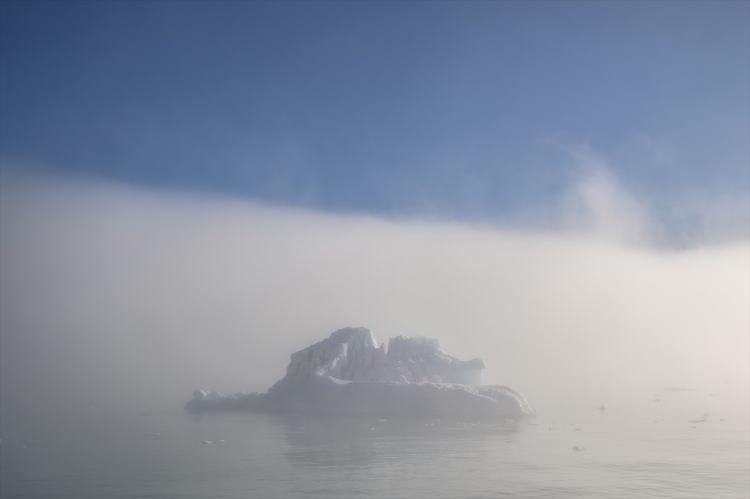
[1,1,748,222]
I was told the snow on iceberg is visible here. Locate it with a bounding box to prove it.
[186,327,532,418]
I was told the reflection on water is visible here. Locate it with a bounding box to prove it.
[273,414,521,468]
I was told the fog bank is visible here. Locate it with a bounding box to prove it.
[1,172,748,418]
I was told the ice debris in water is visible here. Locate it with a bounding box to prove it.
[186,327,533,418]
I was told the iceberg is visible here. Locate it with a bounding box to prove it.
[186,327,532,418]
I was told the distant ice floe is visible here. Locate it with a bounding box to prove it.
[186,327,532,418]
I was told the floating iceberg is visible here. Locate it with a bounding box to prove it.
[186,327,532,418]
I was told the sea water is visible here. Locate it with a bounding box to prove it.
[1,388,748,498]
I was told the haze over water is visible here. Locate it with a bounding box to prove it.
[1,1,749,497]
[1,174,748,498]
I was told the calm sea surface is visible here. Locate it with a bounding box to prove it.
[2,388,748,498]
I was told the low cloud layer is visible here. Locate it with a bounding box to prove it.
[1,170,747,418]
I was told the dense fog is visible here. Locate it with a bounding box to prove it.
[1,170,748,422]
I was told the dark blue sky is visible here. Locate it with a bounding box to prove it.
[1,1,748,220]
